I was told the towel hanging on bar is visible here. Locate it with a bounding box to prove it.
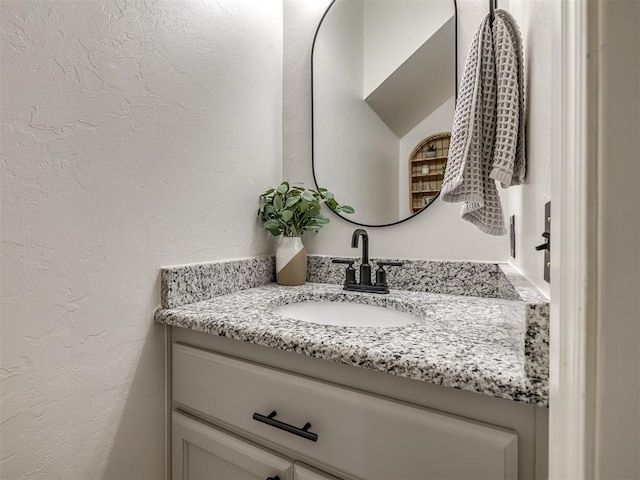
[491,8,526,188]
[441,8,525,236]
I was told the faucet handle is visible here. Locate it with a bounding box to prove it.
[332,259,355,265]
[377,261,403,267]
[375,261,403,288]
[332,259,356,285]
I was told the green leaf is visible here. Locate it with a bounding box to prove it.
[264,219,281,230]
[285,196,300,207]
[339,205,355,214]
[259,181,354,236]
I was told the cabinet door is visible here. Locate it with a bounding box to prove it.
[293,464,340,480]
[172,411,294,480]
[174,344,518,479]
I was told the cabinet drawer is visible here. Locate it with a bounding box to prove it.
[173,343,518,479]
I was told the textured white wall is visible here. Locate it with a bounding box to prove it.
[506,0,556,297]
[284,0,508,260]
[0,1,282,478]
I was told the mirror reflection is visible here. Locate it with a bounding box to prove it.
[313,0,457,226]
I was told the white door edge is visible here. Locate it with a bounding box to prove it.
[549,0,598,478]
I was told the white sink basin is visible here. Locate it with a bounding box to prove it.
[272,301,420,328]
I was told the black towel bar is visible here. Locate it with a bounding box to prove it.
[490,0,498,22]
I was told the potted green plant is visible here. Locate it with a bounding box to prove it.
[258,181,354,286]
[426,144,437,158]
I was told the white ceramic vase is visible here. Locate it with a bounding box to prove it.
[276,236,307,286]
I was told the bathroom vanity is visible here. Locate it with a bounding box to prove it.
[156,256,549,479]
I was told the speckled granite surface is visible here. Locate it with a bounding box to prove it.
[157,257,549,406]
[161,256,274,308]
[498,264,550,380]
[307,255,514,298]
[497,263,548,303]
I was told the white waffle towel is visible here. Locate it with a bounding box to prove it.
[441,10,525,235]
[492,9,526,187]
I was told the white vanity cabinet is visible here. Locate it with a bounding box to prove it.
[172,411,294,480]
[172,342,519,479]
[293,464,340,480]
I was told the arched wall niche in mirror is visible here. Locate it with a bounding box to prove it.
[408,131,451,214]
[312,0,458,227]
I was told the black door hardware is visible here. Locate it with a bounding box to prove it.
[535,232,550,251]
[266,477,280,480]
[535,202,551,283]
[252,410,318,442]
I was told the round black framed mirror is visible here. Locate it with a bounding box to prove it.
[312,0,458,227]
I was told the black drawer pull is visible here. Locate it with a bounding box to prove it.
[266,477,280,480]
[252,410,318,442]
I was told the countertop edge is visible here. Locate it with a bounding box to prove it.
[155,284,549,408]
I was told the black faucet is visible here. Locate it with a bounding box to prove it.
[351,228,371,286]
[332,229,403,294]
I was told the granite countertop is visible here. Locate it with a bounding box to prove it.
[155,260,549,407]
